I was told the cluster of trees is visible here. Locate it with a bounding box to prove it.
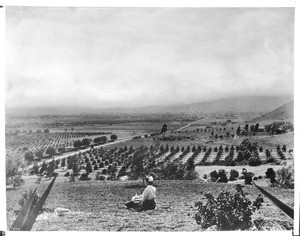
[73,138,92,148]
[236,121,293,136]
[6,128,50,136]
[24,146,58,162]
[73,134,118,149]
[265,121,293,135]
[266,166,294,189]
[236,123,260,136]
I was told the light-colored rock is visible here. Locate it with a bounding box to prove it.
[54,207,71,216]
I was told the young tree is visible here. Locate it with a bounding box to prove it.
[282,144,287,152]
[47,158,56,176]
[61,158,66,167]
[236,126,241,136]
[86,161,92,174]
[244,124,249,132]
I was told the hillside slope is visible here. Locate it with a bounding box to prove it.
[6,177,294,231]
[249,100,294,123]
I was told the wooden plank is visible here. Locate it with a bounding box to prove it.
[253,182,294,220]
[10,189,37,231]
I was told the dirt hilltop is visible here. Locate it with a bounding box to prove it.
[6,176,294,231]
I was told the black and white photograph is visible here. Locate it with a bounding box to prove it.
[1,1,299,233]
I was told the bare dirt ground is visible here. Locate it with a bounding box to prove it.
[6,175,294,231]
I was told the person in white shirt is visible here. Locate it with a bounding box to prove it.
[141,176,156,210]
[125,176,157,211]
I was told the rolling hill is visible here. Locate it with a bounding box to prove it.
[105,95,293,114]
[249,100,294,123]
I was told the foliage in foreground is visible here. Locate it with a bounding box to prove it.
[276,165,294,189]
[195,185,264,230]
[6,158,25,188]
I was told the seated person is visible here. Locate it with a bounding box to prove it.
[125,176,157,211]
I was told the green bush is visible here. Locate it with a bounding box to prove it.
[195,185,264,230]
[210,170,218,180]
[183,170,199,180]
[217,169,228,183]
[229,169,239,181]
[244,172,253,185]
[276,165,294,189]
[248,156,262,166]
[18,190,39,211]
[79,173,91,181]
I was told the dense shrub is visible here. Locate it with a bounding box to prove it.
[183,170,199,180]
[282,145,287,152]
[45,146,56,157]
[96,175,106,181]
[276,165,294,189]
[195,185,264,230]
[24,151,35,162]
[102,169,107,174]
[216,169,228,183]
[18,190,39,211]
[248,156,262,166]
[244,172,253,185]
[229,169,239,181]
[79,172,91,181]
[210,170,218,181]
[64,172,70,177]
[209,169,228,183]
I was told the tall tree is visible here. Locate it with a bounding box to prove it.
[46,146,56,157]
[161,124,168,133]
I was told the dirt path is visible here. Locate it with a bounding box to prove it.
[28,121,198,169]
[27,136,134,169]
[174,120,201,131]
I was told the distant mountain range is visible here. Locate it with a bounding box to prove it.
[249,100,294,123]
[102,95,293,114]
[6,95,293,116]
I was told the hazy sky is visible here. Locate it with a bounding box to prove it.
[5,7,294,109]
